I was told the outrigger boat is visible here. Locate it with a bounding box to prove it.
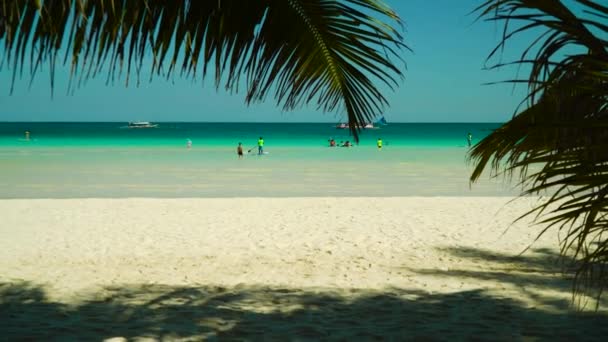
[128,121,158,128]
[336,122,375,129]
[335,116,387,130]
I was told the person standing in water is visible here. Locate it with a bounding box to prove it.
[24,131,30,141]
[377,138,383,150]
[467,132,473,147]
[237,142,244,158]
[186,139,192,149]
[257,137,264,155]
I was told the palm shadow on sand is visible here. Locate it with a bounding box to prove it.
[2,247,608,340]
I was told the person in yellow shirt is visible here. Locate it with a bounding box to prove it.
[377,138,383,150]
[258,137,264,155]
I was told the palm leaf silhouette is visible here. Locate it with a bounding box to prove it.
[0,0,406,140]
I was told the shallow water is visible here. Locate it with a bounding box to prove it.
[0,122,517,198]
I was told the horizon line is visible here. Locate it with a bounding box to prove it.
[0,121,505,124]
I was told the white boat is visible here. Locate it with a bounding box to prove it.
[336,116,386,129]
[336,123,349,129]
[128,121,158,128]
[335,122,376,129]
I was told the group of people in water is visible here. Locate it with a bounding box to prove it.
[328,137,383,149]
[235,137,264,158]
[328,138,354,147]
[188,132,473,157]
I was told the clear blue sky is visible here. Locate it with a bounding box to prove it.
[0,0,531,123]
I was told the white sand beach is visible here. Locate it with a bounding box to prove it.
[1,197,607,340]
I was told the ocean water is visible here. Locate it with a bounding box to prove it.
[0,122,518,198]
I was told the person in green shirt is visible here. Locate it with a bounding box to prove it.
[258,137,264,155]
[377,138,383,150]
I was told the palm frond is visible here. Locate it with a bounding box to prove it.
[470,0,608,306]
[0,0,406,140]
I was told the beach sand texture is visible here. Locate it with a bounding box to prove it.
[1,197,607,340]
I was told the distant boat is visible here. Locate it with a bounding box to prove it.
[335,122,377,129]
[128,121,158,129]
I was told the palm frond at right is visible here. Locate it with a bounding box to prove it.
[470,0,608,306]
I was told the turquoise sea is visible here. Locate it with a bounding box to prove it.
[0,122,517,198]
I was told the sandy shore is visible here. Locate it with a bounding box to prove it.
[1,197,607,340]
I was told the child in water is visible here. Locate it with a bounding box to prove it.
[237,142,244,158]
